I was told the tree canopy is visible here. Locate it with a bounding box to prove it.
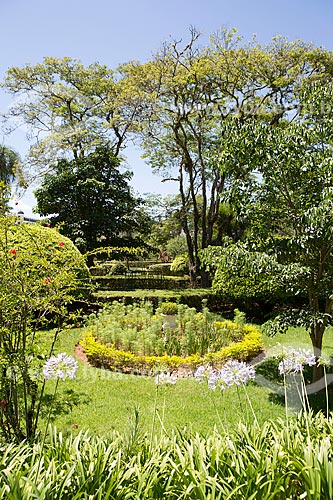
[2,28,333,294]
[201,77,333,381]
[2,57,141,170]
[118,29,331,284]
[34,147,148,254]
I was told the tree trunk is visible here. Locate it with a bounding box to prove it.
[200,268,211,288]
[310,323,325,383]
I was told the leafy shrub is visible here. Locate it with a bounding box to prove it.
[93,289,224,312]
[0,414,333,498]
[93,275,189,290]
[108,260,127,275]
[4,220,90,286]
[170,253,189,274]
[159,301,178,315]
[233,308,247,326]
[148,263,171,273]
[81,329,263,372]
[80,301,263,372]
[0,216,90,440]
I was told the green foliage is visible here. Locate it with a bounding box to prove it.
[165,235,188,258]
[108,260,127,275]
[211,87,333,379]
[124,31,327,283]
[2,57,139,166]
[1,413,333,498]
[148,262,171,274]
[0,181,11,214]
[80,302,262,372]
[34,147,147,253]
[0,216,89,441]
[201,243,298,300]
[159,301,179,315]
[93,275,189,291]
[233,308,247,326]
[0,146,24,187]
[81,328,262,373]
[93,288,222,312]
[170,254,189,274]
[0,146,25,213]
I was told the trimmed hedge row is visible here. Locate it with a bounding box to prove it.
[93,276,190,290]
[80,327,263,374]
[92,289,229,312]
[91,290,275,320]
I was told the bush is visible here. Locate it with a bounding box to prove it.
[159,301,178,315]
[1,220,90,295]
[0,414,333,498]
[93,276,190,290]
[170,254,189,274]
[148,263,171,274]
[0,216,90,440]
[108,260,127,275]
[93,289,226,312]
[80,329,263,373]
[80,301,263,372]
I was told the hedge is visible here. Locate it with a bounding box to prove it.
[92,289,226,311]
[92,276,190,290]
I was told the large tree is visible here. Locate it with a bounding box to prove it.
[34,147,147,256]
[121,29,326,285]
[202,77,333,382]
[2,31,330,286]
[1,57,141,170]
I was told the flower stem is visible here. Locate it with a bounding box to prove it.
[209,390,226,433]
[236,385,244,422]
[324,366,329,419]
[242,385,259,427]
[150,386,158,450]
[36,378,59,481]
[283,373,289,448]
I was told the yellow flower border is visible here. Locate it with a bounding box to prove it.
[80,323,263,374]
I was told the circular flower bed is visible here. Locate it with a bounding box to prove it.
[80,302,264,375]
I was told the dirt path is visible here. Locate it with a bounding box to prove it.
[74,343,91,366]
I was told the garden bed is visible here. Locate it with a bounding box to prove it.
[79,301,264,375]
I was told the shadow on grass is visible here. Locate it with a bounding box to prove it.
[255,357,333,415]
[40,389,91,421]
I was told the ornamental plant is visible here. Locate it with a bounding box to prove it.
[83,301,260,362]
[195,360,258,426]
[0,216,89,441]
[159,301,178,315]
[36,353,78,479]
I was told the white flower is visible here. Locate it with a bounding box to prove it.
[43,353,78,381]
[278,349,316,376]
[194,360,255,390]
[194,365,215,383]
[155,372,177,386]
[219,360,256,387]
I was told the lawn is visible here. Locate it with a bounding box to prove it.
[38,322,333,437]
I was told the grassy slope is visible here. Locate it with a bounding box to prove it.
[40,324,333,438]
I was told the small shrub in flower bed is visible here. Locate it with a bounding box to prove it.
[80,301,263,373]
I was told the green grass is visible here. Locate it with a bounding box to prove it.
[39,323,333,438]
[262,325,333,356]
[39,328,278,437]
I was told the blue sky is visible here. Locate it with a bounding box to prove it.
[1,0,333,215]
